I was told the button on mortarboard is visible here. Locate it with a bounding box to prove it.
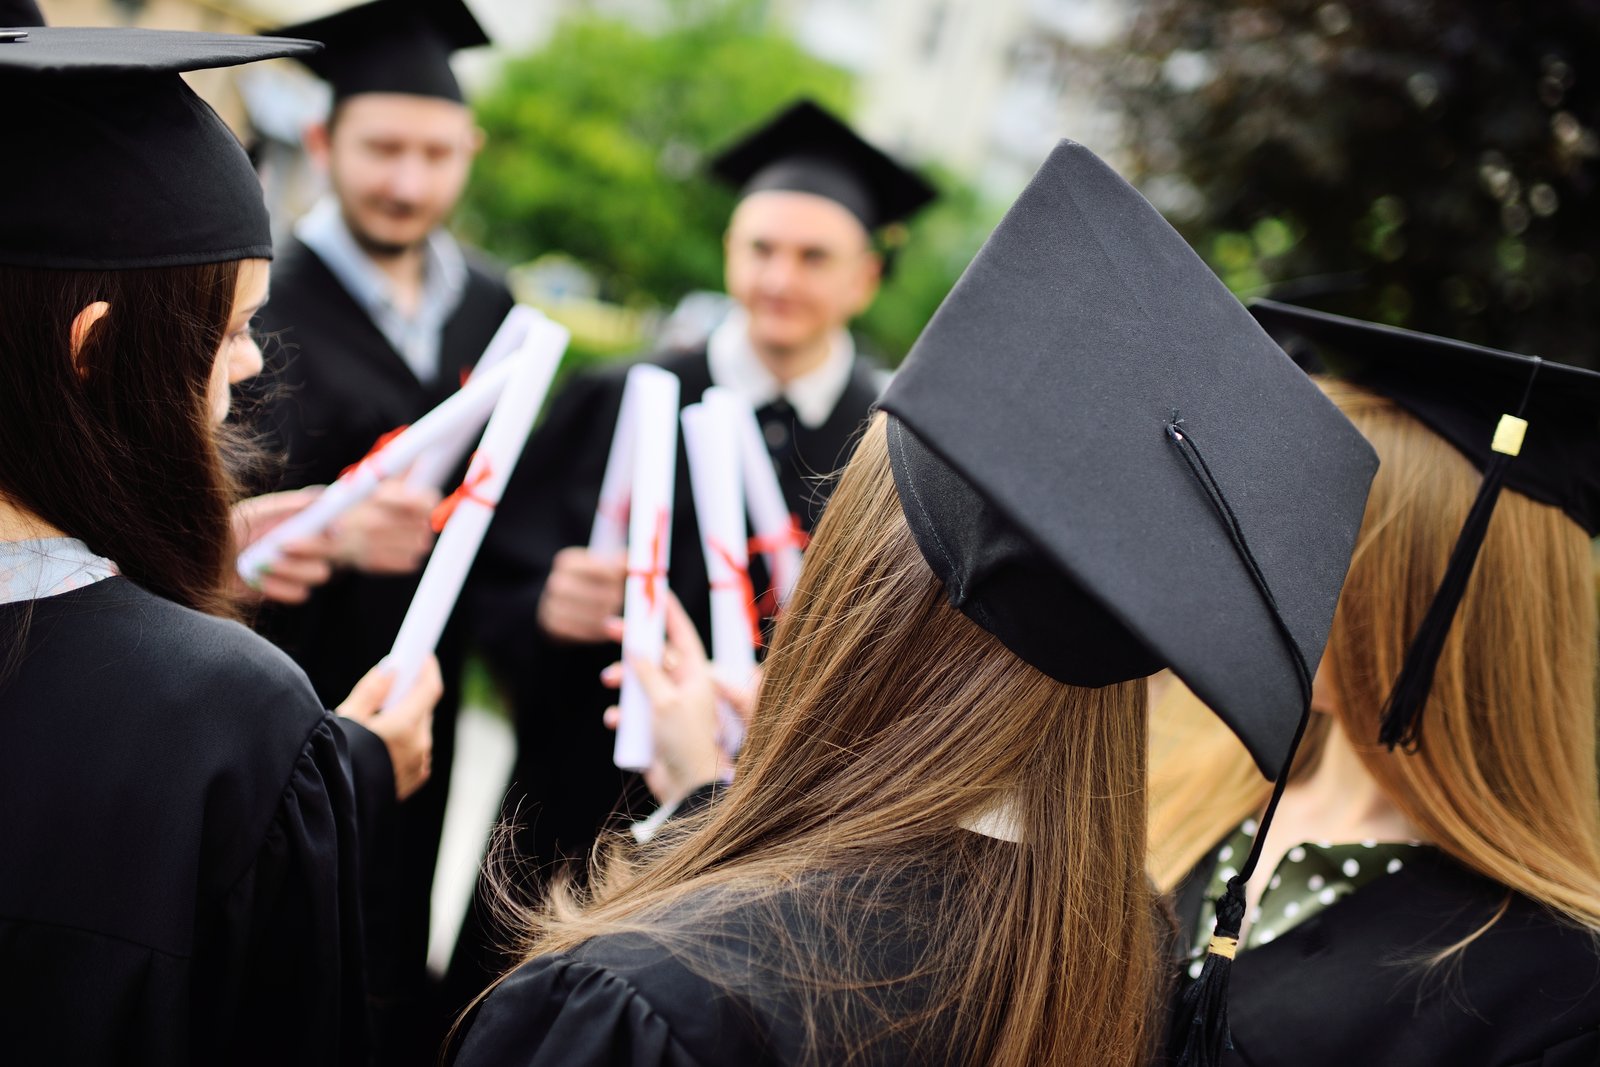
[269,0,490,104]
[878,139,1378,781]
[710,100,937,233]
[0,28,320,270]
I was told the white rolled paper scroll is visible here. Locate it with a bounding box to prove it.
[610,366,682,770]
[235,354,531,587]
[381,334,568,709]
[728,392,806,610]
[406,305,552,492]
[682,390,759,756]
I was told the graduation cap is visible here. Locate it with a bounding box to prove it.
[269,0,489,105]
[1249,299,1600,751]
[877,140,1379,1066]
[710,99,936,234]
[1,0,43,28]
[0,28,319,270]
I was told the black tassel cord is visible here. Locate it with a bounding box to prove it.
[1162,416,1315,1067]
[1377,358,1543,750]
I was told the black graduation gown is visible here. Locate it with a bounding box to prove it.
[250,234,515,1059]
[0,577,369,1066]
[1168,841,1600,1066]
[452,851,984,1067]
[448,345,882,1003]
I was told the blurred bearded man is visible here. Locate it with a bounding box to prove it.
[252,1,513,1062]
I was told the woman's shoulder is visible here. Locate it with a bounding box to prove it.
[11,577,326,737]
[1223,849,1600,1067]
[459,934,774,1067]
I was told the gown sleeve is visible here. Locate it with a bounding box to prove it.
[196,714,370,1067]
[454,954,709,1067]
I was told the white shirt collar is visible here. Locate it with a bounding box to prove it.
[960,798,1024,843]
[705,306,857,429]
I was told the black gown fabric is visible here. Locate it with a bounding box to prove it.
[0,577,368,1066]
[453,852,987,1067]
[448,345,883,1003]
[1168,840,1600,1066]
[249,234,515,1061]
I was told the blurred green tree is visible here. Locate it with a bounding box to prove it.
[457,0,994,363]
[1110,1,1600,368]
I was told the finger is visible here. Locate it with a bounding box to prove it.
[601,616,625,644]
[663,593,709,666]
[602,705,621,730]
[600,661,624,690]
[337,663,395,721]
[713,676,758,724]
[389,656,444,724]
[257,575,311,605]
[627,653,677,709]
[270,556,333,587]
[280,536,339,565]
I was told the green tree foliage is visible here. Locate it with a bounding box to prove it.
[1110,1,1600,367]
[457,1,994,362]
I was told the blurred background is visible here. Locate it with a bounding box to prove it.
[36,0,1600,373]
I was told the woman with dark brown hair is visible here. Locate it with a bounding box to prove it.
[1151,305,1600,1066]
[452,143,1379,1066]
[0,26,437,1066]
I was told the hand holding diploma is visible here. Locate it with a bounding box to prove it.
[230,488,338,605]
[537,547,627,643]
[600,596,722,809]
[330,480,441,575]
[337,655,442,801]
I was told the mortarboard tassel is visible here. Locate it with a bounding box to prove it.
[1377,360,1542,751]
[1164,416,1315,1067]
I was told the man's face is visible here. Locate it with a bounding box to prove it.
[318,93,481,256]
[724,191,882,354]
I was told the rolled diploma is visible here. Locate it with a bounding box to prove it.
[406,305,547,491]
[588,364,677,554]
[613,368,681,770]
[235,354,525,585]
[380,340,566,709]
[682,395,756,756]
[730,393,805,608]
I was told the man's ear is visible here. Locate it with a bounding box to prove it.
[303,121,332,170]
[69,301,111,376]
[852,251,883,316]
[470,124,487,156]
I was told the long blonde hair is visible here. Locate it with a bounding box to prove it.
[1149,380,1600,936]
[508,414,1162,1066]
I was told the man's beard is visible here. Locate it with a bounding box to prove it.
[348,223,423,260]
[342,202,429,260]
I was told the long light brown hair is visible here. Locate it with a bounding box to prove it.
[506,413,1161,1066]
[1149,380,1600,937]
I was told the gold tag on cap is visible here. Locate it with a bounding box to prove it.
[1207,934,1240,960]
[1491,414,1529,457]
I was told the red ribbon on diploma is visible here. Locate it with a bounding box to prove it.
[748,514,809,617]
[339,424,409,480]
[747,513,810,556]
[430,453,495,532]
[627,508,670,612]
[708,537,762,649]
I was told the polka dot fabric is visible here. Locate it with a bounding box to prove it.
[1186,822,1430,977]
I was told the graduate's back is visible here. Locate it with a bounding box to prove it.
[0,574,368,1065]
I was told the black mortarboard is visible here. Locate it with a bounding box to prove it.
[709,99,937,233]
[1,0,42,28]
[1249,299,1600,750]
[270,0,489,105]
[878,141,1379,1066]
[0,28,319,270]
